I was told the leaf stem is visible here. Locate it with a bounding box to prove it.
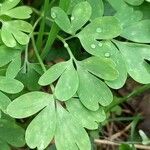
[106,84,150,112]
[40,0,70,60]
[57,35,77,61]
[23,17,42,73]
[31,36,46,72]
[32,35,55,93]
[36,0,55,51]
[31,7,53,22]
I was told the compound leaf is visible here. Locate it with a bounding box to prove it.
[1,20,32,47]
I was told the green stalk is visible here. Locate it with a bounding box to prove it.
[36,0,52,51]
[23,17,42,73]
[32,36,46,72]
[106,84,150,112]
[40,0,71,60]
[57,35,77,61]
[32,35,55,93]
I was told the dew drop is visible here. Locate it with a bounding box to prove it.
[51,12,56,19]
[64,43,68,48]
[96,28,102,33]
[98,42,103,47]
[71,16,75,21]
[91,44,96,49]
[105,52,111,58]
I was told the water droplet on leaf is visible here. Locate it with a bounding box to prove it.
[51,12,56,19]
[91,44,96,49]
[71,16,75,21]
[105,53,111,58]
[96,28,102,33]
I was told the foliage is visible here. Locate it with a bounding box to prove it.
[0,0,149,150]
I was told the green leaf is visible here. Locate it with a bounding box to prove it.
[119,144,133,150]
[26,102,56,150]
[39,61,68,86]
[108,0,142,27]
[6,53,21,78]
[78,16,122,39]
[0,45,20,67]
[115,9,143,28]
[3,6,32,19]
[1,0,20,13]
[7,92,53,118]
[52,2,92,34]
[78,17,122,55]
[70,1,92,33]
[1,20,32,47]
[139,130,150,145]
[121,20,150,43]
[55,61,79,101]
[123,0,144,6]
[0,76,23,94]
[0,140,10,150]
[87,0,104,19]
[55,104,91,150]
[83,40,127,89]
[68,0,84,14]
[82,56,119,81]
[99,41,127,89]
[0,91,11,113]
[51,7,71,34]
[17,64,42,91]
[115,41,150,84]
[1,27,16,47]
[66,98,106,129]
[77,67,113,111]
[107,0,128,11]
[136,2,150,20]
[0,119,25,147]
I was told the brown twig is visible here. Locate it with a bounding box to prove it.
[110,123,131,140]
[94,139,150,150]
